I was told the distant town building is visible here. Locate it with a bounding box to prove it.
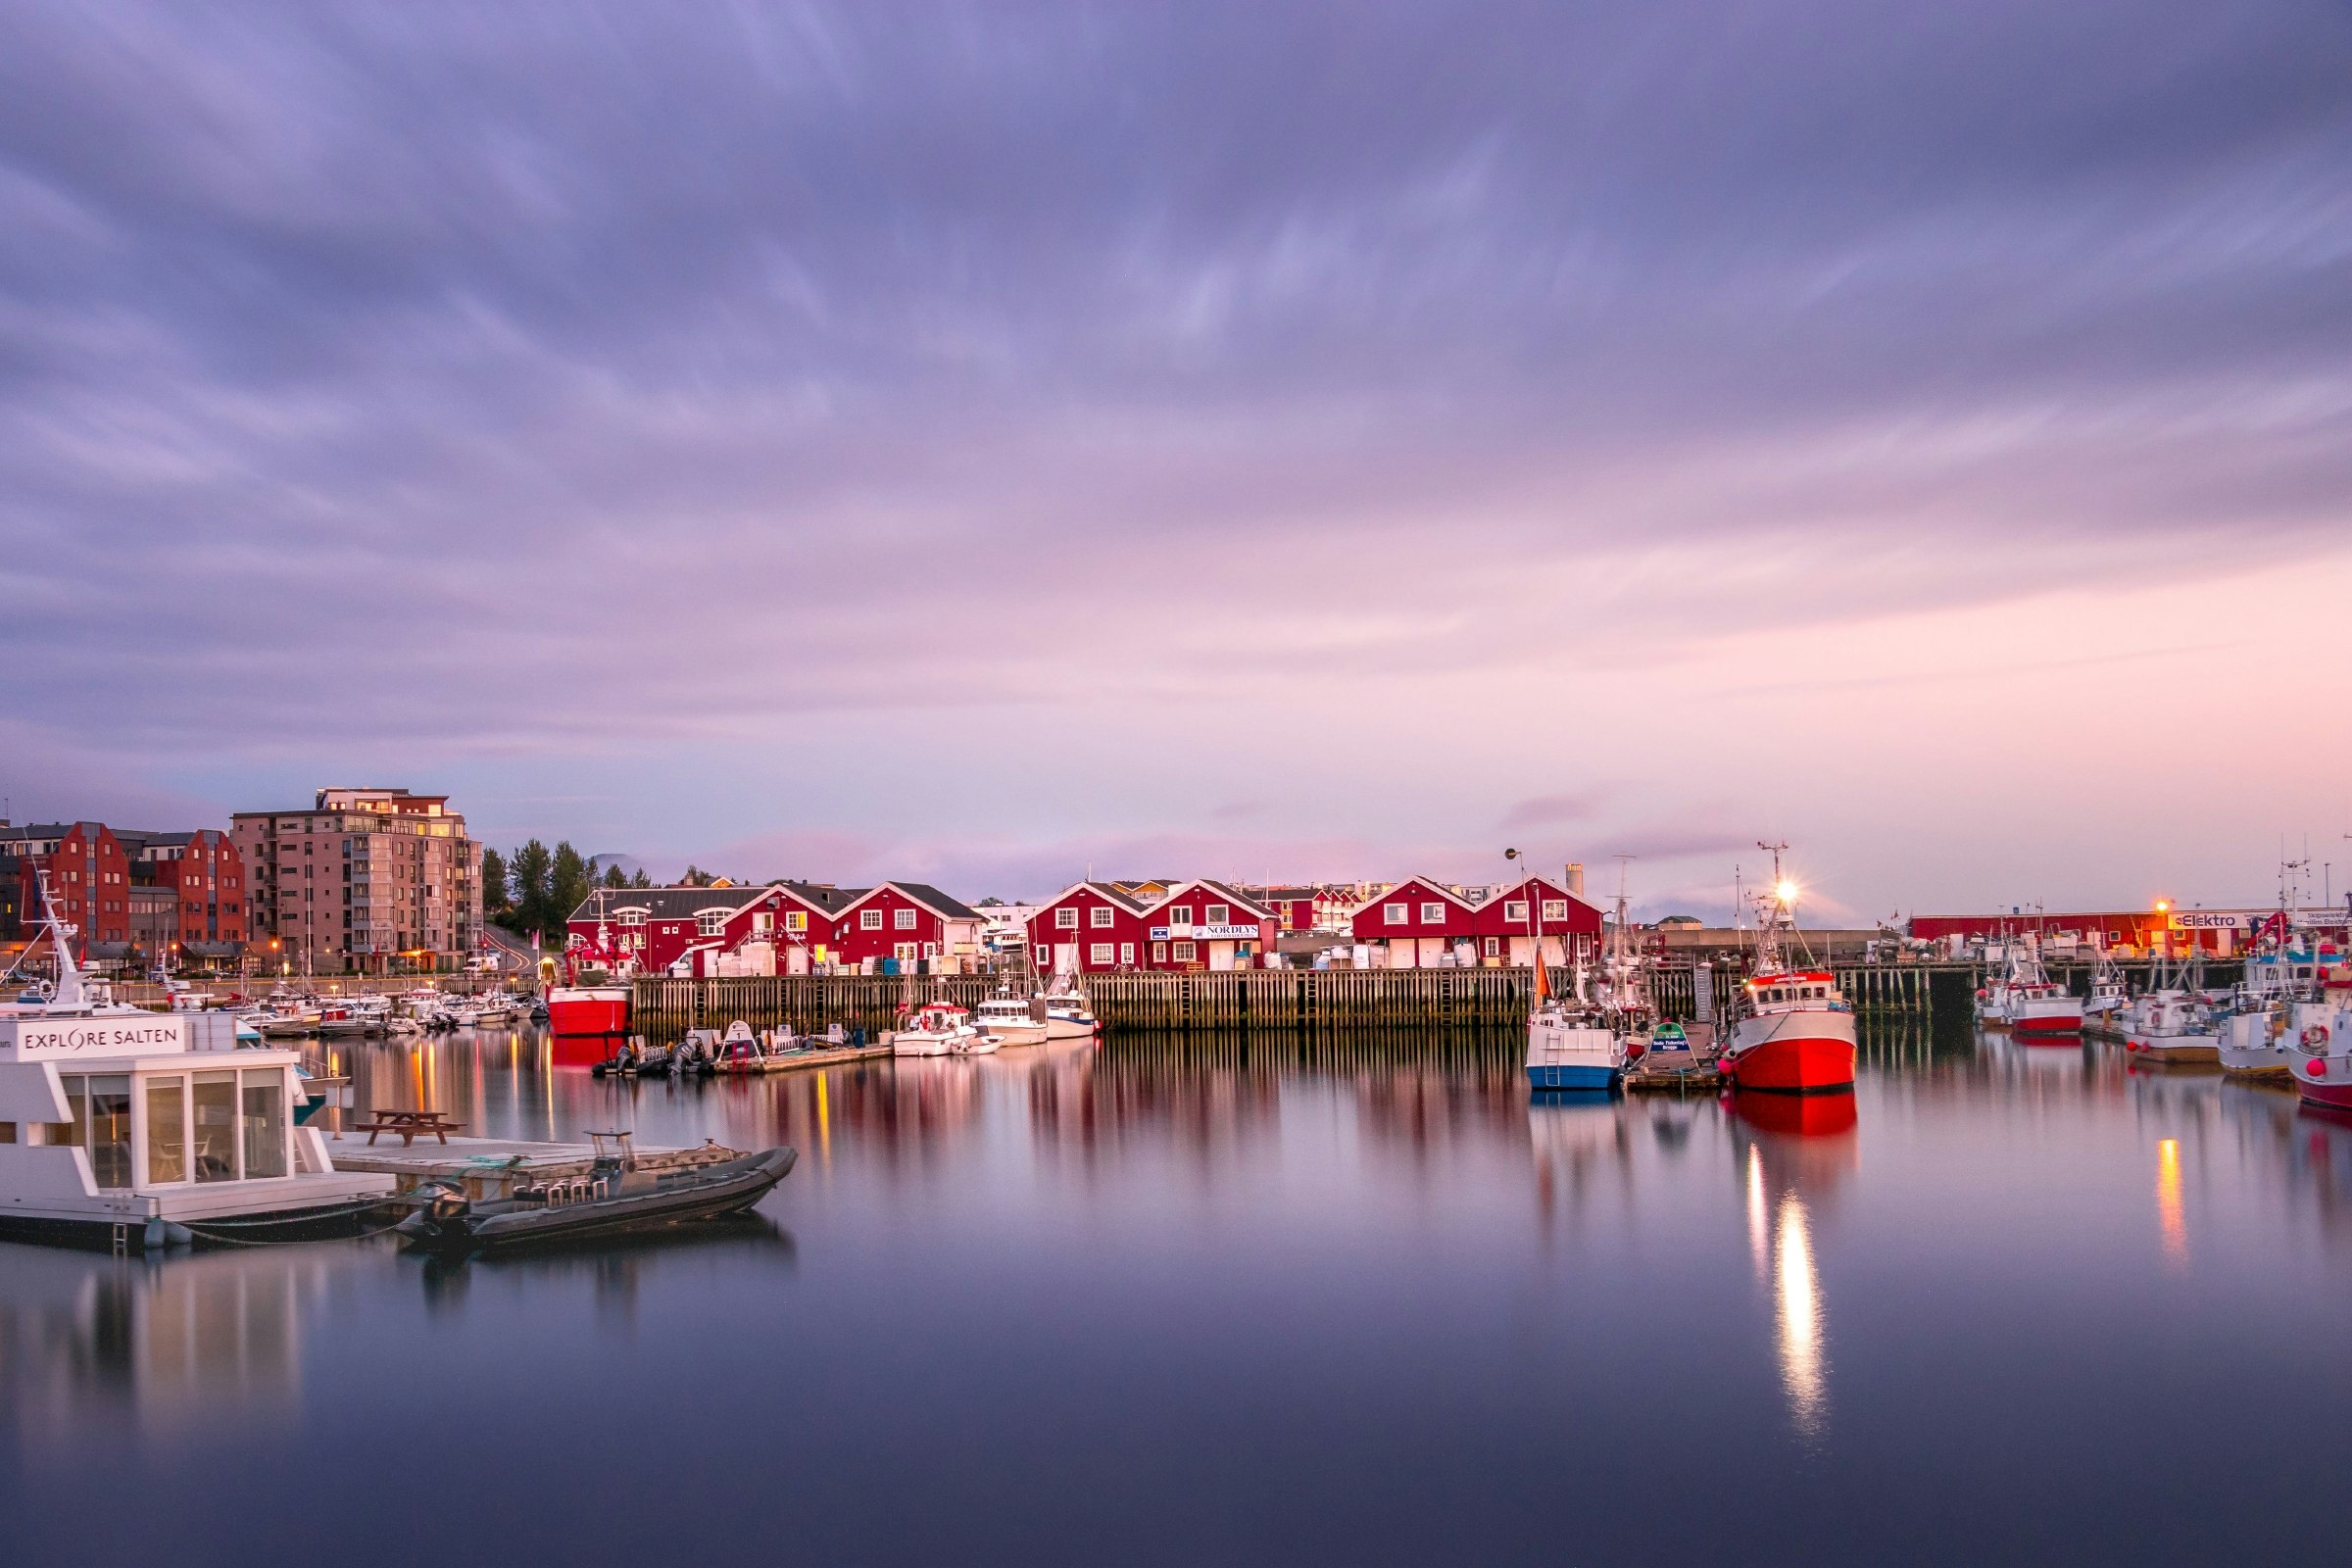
[1,819,249,967]
[230,788,482,974]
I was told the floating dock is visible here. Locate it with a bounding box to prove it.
[327,1136,742,1200]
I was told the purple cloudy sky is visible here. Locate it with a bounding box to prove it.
[4,2,2350,918]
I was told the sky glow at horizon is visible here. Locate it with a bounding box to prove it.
[3,3,2349,918]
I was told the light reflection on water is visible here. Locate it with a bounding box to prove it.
[6,1023,2352,1566]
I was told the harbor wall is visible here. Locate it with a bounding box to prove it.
[629,960,2239,1037]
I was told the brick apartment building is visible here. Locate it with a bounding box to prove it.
[1,819,249,967]
[231,788,483,974]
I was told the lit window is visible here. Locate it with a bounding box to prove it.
[1091,906,1115,928]
[861,909,884,931]
[1385,903,1408,925]
[1056,907,1079,929]
[894,908,916,930]
[1421,903,1446,923]
[785,910,807,932]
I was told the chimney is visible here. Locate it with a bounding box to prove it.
[1565,862,1586,900]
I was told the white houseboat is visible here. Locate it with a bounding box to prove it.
[0,880,395,1252]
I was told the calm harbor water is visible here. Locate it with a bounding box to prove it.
[5,1022,2349,1566]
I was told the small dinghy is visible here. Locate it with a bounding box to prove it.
[394,1133,795,1254]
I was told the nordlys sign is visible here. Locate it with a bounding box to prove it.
[4,1016,189,1060]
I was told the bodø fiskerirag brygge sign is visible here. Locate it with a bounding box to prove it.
[6,1017,189,1059]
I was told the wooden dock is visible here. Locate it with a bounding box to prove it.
[632,959,2235,1038]
[327,1136,740,1200]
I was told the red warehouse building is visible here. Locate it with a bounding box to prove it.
[1348,874,1603,967]
[1027,880,1276,973]
[569,880,981,976]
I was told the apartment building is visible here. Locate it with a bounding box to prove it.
[230,788,483,974]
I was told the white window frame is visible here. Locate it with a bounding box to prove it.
[1152,942,1168,963]
[894,907,917,931]
[861,908,884,931]
[1091,906,1115,928]
[1541,900,1568,921]
[1173,941,1198,962]
[785,910,808,932]
[1421,902,1446,923]
[1119,943,1135,965]
[1484,936,1500,957]
[1504,901,1529,923]
[1169,906,1194,927]
[697,911,725,938]
[1090,943,1114,965]
[1205,904,1229,925]
[1384,903,1408,925]
[1056,907,1080,930]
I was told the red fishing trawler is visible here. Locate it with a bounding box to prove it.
[1718,844,1858,1096]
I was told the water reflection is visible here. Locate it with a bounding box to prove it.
[0,1243,322,1446]
[1729,1091,1856,1443]
[2156,1137,2187,1266]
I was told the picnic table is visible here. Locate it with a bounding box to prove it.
[355,1108,466,1146]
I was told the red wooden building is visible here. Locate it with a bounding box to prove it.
[1348,874,1603,967]
[569,879,981,975]
[1026,879,1276,973]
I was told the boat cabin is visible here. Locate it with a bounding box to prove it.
[0,1009,392,1250]
[1746,971,1846,1011]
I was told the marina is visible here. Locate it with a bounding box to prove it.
[4,1015,2350,1565]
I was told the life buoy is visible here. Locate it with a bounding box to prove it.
[2303,1023,2330,1051]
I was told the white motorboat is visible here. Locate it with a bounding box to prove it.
[0,874,396,1251]
[2125,992,2220,1063]
[1041,986,1099,1039]
[2219,1005,2294,1081]
[891,1003,983,1056]
[1525,956,1625,1092]
[972,994,1051,1046]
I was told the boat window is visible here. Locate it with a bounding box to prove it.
[146,1076,187,1184]
[59,1074,133,1190]
[243,1070,287,1179]
[193,1070,239,1182]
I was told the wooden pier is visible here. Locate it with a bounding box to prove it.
[632,958,2235,1040]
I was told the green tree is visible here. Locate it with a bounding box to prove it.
[550,842,593,931]
[510,840,553,938]
[602,862,628,889]
[629,867,653,888]
[481,847,513,923]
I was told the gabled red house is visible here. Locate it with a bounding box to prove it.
[1469,875,1604,966]
[827,882,984,968]
[1026,879,1277,973]
[1348,874,1603,967]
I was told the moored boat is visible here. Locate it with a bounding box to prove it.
[1719,846,1857,1095]
[2123,992,2220,1063]
[973,993,1051,1046]
[891,1002,982,1056]
[394,1132,795,1254]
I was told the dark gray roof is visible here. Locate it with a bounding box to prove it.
[779,880,865,915]
[886,882,980,920]
[566,885,754,923]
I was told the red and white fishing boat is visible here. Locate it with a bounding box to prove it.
[2001,941,2084,1037]
[548,891,633,1051]
[2287,971,2352,1111]
[1719,845,1857,1096]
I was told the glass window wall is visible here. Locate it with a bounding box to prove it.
[193,1071,238,1182]
[241,1071,287,1179]
[147,1077,187,1184]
